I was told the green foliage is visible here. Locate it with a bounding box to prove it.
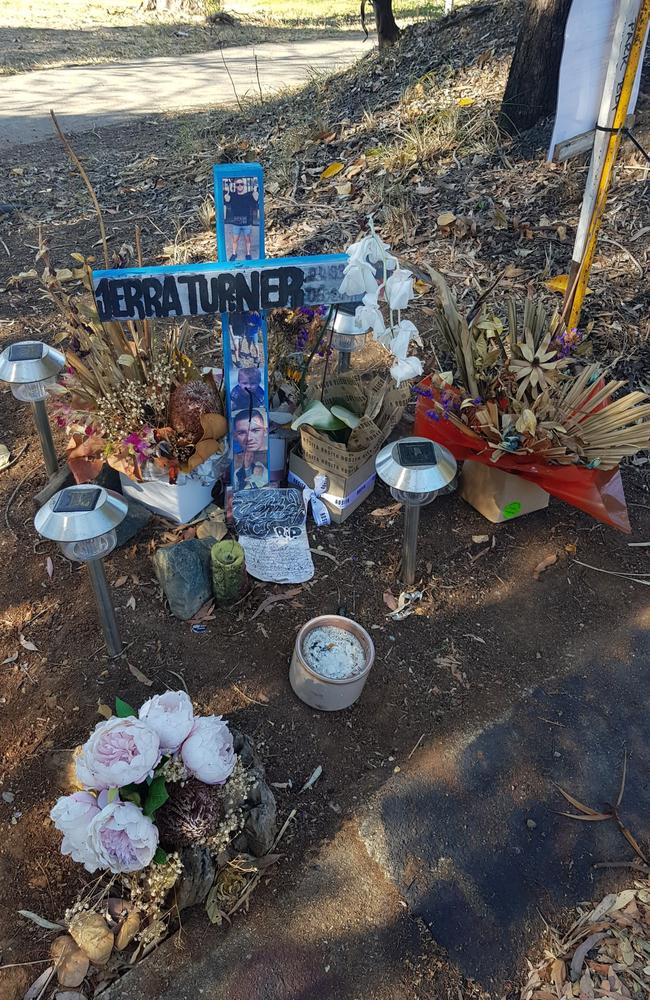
[115,696,136,718]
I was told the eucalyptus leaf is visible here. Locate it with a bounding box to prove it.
[291,400,345,432]
[18,909,64,931]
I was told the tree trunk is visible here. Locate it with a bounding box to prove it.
[499,0,573,134]
[373,0,401,47]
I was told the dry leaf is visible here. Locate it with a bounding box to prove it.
[46,556,54,579]
[51,935,89,988]
[126,596,136,610]
[472,534,490,544]
[437,211,457,227]
[97,702,112,719]
[533,554,557,580]
[2,652,18,664]
[335,181,353,197]
[383,590,398,611]
[127,662,153,686]
[19,634,38,652]
[320,161,345,180]
[370,503,402,517]
[457,97,475,107]
[114,575,128,587]
[0,444,9,469]
[544,274,569,294]
[68,912,114,966]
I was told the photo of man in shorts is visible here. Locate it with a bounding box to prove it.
[223,178,259,261]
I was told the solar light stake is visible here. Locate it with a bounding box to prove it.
[0,340,65,479]
[86,559,122,658]
[35,485,128,658]
[31,396,59,477]
[375,436,457,586]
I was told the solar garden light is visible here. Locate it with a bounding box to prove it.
[35,485,128,658]
[0,340,65,478]
[375,436,457,586]
[329,304,368,373]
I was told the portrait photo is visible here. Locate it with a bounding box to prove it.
[221,176,260,261]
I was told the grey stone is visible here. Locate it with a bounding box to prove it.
[175,847,216,910]
[153,539,212,620]
[115,498,152,547]
[230,729,277,858]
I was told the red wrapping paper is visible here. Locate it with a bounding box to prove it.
[413,377,630,532]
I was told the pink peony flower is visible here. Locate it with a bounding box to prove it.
[88,800,158,873]
[181,716,235,785]
[139,690,194,754]
[50,791,102,871]
[76,716,161,791]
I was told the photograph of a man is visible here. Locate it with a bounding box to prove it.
[223,177,259,261]
[233,408,268,490]
[230,367,265,412]
[228,310,262,366]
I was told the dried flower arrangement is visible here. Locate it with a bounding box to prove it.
[40,249,228,485]
[38,692,278,992]
[413,272,650,529]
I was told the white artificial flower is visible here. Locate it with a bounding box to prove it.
[181,716,236,785]
[354,303,385,336]
[50,791,102,871]
[338,260,378,298]
[88,800,159,874]
[139,690,194,754]
[388,319,421,360]
[390,355,424,386]
[76,716,161,791]
[384,268,414,310]
[346,234,392,265]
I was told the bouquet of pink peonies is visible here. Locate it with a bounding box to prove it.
[51,691,240,875]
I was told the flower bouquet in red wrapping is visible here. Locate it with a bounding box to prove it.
[413,272,650,531]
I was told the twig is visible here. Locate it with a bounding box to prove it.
[49,111,109,268]
[407,733,425,759]
[232,684,269,707]
[4,470,32,538]
[253,51,264,104]
[0,442,28,473]
[219,44,243,112]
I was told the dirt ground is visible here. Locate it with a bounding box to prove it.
[1,3,649,997]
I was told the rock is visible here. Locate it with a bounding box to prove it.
[230,729,277,858]
[243,779,277,857]
[51,935,89,988]
[68,912,114,966]
[153,539,212,620]
[115,498,152,547]
[175,846,216,910]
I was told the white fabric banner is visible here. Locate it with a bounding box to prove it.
[548,0,648,160]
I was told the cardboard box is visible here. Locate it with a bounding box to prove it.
[299,374,409,479]
[460,460,550,523]
[288,448,376,524]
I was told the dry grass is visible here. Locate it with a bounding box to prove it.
[0,0,472,76]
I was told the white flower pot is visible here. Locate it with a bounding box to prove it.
[119,473,215,524]
[289,615,375,712]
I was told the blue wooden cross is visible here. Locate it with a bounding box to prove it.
[92,162,358,492]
